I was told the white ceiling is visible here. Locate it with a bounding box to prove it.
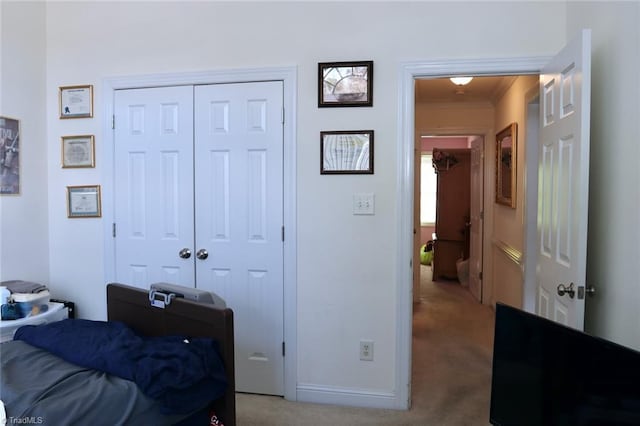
[415,75,519,105]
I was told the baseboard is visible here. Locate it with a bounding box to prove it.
[296,383,402,410]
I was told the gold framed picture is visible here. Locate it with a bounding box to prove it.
[61,135,95,168]
[59,85,93,119]
[495,122,517,208]
[67,185,101,218]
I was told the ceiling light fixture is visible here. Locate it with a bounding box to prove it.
[450,76,473,86]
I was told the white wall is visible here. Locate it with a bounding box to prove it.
[5,0,572,406]
[493,75,538,252]
[0,1,49,283]
[567,2,640,350]
[492,75,538,308]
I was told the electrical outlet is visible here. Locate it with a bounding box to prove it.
[360,340,374,361]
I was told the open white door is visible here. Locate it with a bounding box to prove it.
[469,137,484,302]
[536,29,591,329]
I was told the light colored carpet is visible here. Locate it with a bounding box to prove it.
[236,265,495,425]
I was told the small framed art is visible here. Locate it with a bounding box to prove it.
[62,135,95,168]
[320,130,374,174]
[67,185,101,218]
[59,85,93,118]
[318,61,373,107]
[0,116,20,195]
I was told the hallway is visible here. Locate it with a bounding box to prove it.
[414,264,494,352]
[410,264,495,424]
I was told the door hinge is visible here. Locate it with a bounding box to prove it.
[112,115,115,130]
[282,341,285,357]
[112,223,116,238]
[281,226,285,242]
[479,211,484,220]
[281,107,285,125]
[479,271,483,280]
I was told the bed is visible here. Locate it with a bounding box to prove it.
[0,283,236,426]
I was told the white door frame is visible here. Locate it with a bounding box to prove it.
[523,86,541,314]
[101,66,298,401]
[396,57,550,408]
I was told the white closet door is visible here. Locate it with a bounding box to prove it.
[114,86,195,289]
[194,81,285,395]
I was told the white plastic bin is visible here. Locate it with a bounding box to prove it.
[0,302,68,343]
[456,258,470,286]
[12,290,51,318]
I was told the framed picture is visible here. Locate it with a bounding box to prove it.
[495,122,517,208]
[0,116,20,195]
[67,185,101,218]
[61,135,95,168]
[320,130,374,174]
[59,85,93,118]
[318,61,373,107]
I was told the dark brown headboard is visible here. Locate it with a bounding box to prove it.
[106,283,235,426]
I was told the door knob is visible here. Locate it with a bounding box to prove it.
[196,249,209,260]
[178,248,192,259]
[557,282,575,299]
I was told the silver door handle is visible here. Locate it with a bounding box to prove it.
[196,249,209,260]
[178,248,192,259]
[557,282,575,298]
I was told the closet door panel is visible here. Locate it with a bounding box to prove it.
[194,81,285,396]
[114,86,195,289]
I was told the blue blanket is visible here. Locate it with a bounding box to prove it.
[14,319,227,415]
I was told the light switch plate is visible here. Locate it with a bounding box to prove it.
[353,193,375,215]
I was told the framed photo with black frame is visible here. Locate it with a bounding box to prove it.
[318,61,373,107]
[320,130,374,175]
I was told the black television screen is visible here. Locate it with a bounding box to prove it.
[490,303,640,426]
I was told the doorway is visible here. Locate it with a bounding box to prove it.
[395,57,550,408]
[414,134,482,303]
[411,74,543,406]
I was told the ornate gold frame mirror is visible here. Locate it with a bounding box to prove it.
[495,122,517,208]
